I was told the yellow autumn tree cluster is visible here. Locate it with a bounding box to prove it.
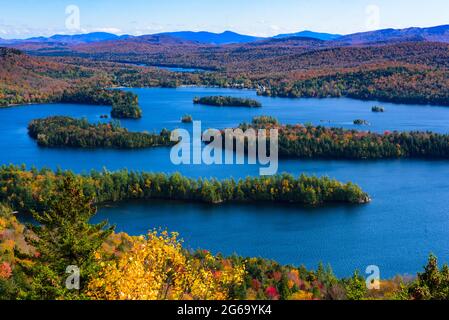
[86,231,245,300]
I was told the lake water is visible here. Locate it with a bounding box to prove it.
[2,87,449,278]
[153,66,209,73]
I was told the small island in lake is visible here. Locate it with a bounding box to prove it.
[28,116,172,149]
[181,114,193,123]
[372,106,385,112]
[193,96,262,108]
[252,115,279,126]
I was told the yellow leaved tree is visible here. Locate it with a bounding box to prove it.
[86,231,245,300]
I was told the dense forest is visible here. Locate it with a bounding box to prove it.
[0,47,107,107]
[33,40,449,107]
[258,66,449,105]
[193,96,262,107]
[28,117,171,149]
[60,89,142,119]
[0,178,446,300]
[0,165,369,212]
[3,41,449,108]
[51,36,449,73]
[231,117,449,159]
[0,48,141,118]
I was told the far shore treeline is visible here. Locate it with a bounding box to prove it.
[2,45,449,110]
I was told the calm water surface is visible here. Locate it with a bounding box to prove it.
[2,87,449,277]
[153,66,209,73]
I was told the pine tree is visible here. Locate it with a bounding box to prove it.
[26,174,114,299]
[409,254,449,300]
[344,270,367,300]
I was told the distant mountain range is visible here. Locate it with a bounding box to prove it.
[33,32,131,43]
[0,32,130,45]
[274,30,341,41]
[1,25,449,46]
[336,25,449,44]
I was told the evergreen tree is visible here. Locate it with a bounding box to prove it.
[408,254,449,300]
[26,174,114,299]
[344,270,367,300]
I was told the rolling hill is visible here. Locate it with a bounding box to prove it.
[32,32,130,43]
[0,32,130,45]
[0,47,106,106]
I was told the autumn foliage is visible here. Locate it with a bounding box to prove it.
[87,231,245,300]
[28,116,171,149]
[236,117,449,159]
[0,166,370,211]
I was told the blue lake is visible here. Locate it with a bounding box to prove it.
[2,87,449,278]
[153,66,209,73]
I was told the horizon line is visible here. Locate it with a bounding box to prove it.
[1,23,449,41]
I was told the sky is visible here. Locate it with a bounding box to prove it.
[0,0,449,39]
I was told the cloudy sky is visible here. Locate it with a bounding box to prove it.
[1,0,448,39]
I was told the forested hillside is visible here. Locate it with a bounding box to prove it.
[3,36,449,106]
[0,48,143,118]
[0,47,107,106]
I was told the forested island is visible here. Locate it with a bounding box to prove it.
[372,106,385,113]
[61,89,142,119]
[28,116,171,149]
[230,117,449,159]
[0,165,370,211]
[181,114,193,123]
[194,96,262,107]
